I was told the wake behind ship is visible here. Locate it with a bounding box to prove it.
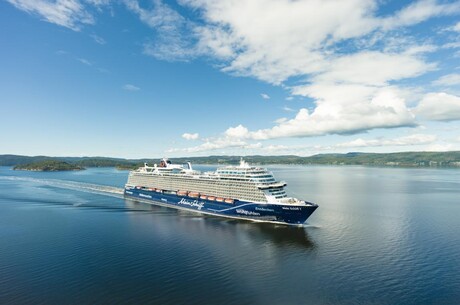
[124,158,318,225]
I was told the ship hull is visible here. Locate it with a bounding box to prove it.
[124,187,318,225]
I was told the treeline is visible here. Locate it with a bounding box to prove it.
[0,155,146,169]
[13,160,84,171]
[1,151,460,168]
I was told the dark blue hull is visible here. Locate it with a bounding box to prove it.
[124,187,318,225]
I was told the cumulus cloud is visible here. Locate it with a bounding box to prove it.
[415,92,460,121]
[224,87,416,140]
[123,84,140,91]
[6,0,95,31]
[182,133,199,140]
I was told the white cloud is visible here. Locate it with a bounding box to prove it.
[282,106,295,112]
[170,133,439,155]
[274,117,287,124]
[168,138,248,153]
[381,0,460,30]
[310,51,434,86]
[442,41,460,49]
[335,134,437,148]
[124,0,199,61]
[209,49,430,141]
[182,133,199,140]
[243,87,416,140]
[167,139,288,154]
[454,21,460,32]
[184,0,375,84]
[225,125,249,138]
[261,93,270,100]
[432,73,460,87]
[415,92,460,121]
[123,84,140,91]
[6,0,94,31]
[174,0,455,84]
[86,0,110,5]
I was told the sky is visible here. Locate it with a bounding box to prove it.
[1,0,460,158]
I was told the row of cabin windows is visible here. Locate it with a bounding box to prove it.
[129,175,267,201]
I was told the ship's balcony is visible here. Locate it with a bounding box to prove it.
[256,181,287,189]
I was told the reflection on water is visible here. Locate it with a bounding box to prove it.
[251,223,316,250]
[125,197,316,251]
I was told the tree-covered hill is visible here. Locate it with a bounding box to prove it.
[1,151,460,169]
[13,160,84,171]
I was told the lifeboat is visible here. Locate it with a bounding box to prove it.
[216,197,224,202]
[200,195,208,200]
[189,192,199,198]
[155,189,162,193]
[224,198,234,204]
[148,187,156,191]
[207,196,216,201]
[135,186,142,189]
[177,190,188,196]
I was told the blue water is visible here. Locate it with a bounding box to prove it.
[0,165,459,304]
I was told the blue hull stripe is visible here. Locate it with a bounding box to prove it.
[124,187,317,225]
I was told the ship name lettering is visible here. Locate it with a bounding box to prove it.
[178,198,205,210]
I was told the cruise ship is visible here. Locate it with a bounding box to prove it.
[124,158,318,225]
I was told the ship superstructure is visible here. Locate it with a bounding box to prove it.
[124,158,317,225]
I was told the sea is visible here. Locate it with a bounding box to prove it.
[0,165,459,305]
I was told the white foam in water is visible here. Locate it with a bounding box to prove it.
[0,176,124,198]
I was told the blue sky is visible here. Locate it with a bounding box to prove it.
[1,0,460,158]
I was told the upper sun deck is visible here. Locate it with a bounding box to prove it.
[132,158,284,186]
[215,159,277,184]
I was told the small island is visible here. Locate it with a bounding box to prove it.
[13,160,85,171]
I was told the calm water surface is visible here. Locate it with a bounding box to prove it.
[0,165,459,304]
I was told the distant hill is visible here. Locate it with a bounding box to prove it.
[13,160,84,171]
[1,152,460,168]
